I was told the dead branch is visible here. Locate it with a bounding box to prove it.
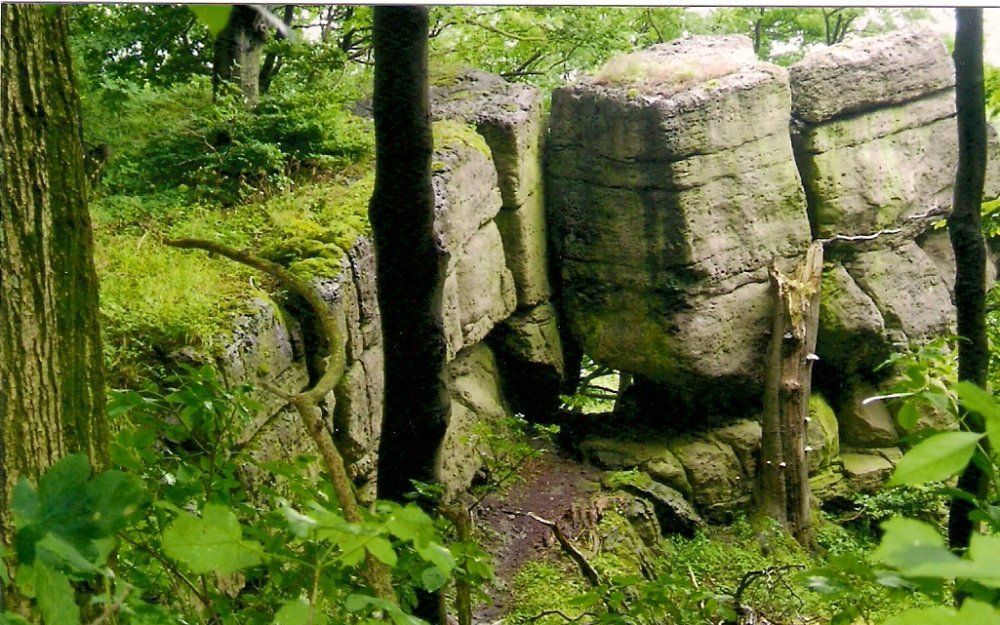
[733,564,805,619]
[503,509,601,587]
[164,237,397,605]
[525,609,592,623]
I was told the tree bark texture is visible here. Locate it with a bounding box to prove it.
[948,7,991,553]
[370,7,451,503]
[760,242,822,548]
[0,4,108,541]
[212,5,268,107]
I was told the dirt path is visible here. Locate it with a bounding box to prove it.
[472,448,603,622]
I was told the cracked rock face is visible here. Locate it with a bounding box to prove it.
[546,35,811,415]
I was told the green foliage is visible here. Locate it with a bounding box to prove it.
[81,75,373,205]
[3,366,488,625]
[810,378,1000,622]
[986,64,1000,122]
[94,172,374,387]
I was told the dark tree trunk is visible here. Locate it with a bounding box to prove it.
[947,8,991,555]
[760,243,822,548]
[212,5,268,107]
[259,4,295,95]
[371,6,450,502]
[0,4,108,543]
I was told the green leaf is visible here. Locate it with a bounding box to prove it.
[955,381,999,420]
[420,566,448,592]
[366,537,397,566]
[34,561,80,625]
[415,542,455,575]
[889,431,982,486]
[86,471,147,536]
[189,5,233,37]
[874,517,962,577]
[884,600,1000,625]
[273,598,327,625]
[35,535,97,573]
[161,503,262,574]
[896,401,920,430]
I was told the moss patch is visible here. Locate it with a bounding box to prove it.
[433,119,492,159]
[591,52,739,96]
[95,167,374,386]
[507,560,587,624]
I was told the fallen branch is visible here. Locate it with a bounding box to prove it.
[504,509,601,587]
[817,203,948,246]
[525,609,592,623]
[733,564,805,619]
[165,238,397,605]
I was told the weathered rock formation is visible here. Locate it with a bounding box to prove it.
[136,29,1000,525]
[431,69,567,420]
[547,35,813,415]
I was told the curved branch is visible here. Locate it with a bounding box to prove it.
[164,237,396,604]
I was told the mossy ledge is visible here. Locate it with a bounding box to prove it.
[95,171,374,385]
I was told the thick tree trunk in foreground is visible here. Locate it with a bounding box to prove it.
[0,4,108,542]
[760,242,822,548]
[948,7,991,554]
[212,5,268,107]
[371,6,451,504]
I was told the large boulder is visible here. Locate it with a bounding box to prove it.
[432,124,518,358]
[789,29,955,124]
[547,35,811,416]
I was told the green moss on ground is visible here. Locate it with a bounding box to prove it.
[94,167,375,386]
[506,561,588,625]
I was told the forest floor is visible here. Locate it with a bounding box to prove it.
[473,449,603,622]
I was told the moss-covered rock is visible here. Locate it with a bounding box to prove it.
[806,394,839,472]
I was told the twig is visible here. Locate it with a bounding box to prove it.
[504,509,601,587]
[733,564,805,617]
[525,609,592,623]
[88,586,133,625]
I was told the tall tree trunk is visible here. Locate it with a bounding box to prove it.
[760,242,822,548]
[212,5,268,108]
[947,7,991,555]
[370,6,450,504]
[370,8,449,621]
[0,4,108,543]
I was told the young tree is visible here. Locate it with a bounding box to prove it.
[213,4,269,107]
[0,5,108,539]
[370,6,451,504]
[947,7,991,554]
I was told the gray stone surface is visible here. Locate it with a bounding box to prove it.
[669,435,749,519]
[789,30,954,124]
[844,242,955,345]
[839,383,900,448]
[494,191,552,307]
[817,263,890,376]
[432,138,503,254]
[807,394,840,472]
[548,35,811,411]
[842,452,895,493]
[442,222,518,358]
[431,67,545,210]
[581,438,692,496]
[919,228,999,295]
[436,343,512,498]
